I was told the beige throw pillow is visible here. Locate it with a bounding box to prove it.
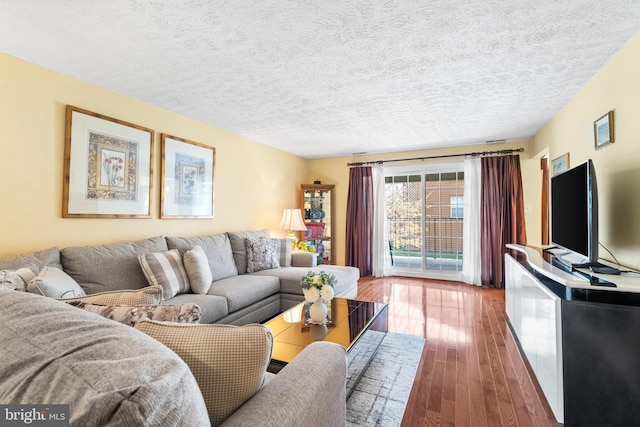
[61,285,164,305]
[135,321,273,427]
[27,266,86,299]
[183,245,213,294]
[139,249,190,298]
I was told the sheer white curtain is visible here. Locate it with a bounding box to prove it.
[372,164,391,277]
[461,158,482,286]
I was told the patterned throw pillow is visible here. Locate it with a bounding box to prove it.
[245,238,280,273]
[68,301,201,326]
[27,266,86,299]
[61,285,164,305]
[183,245,213,294]
[139,249,190,298]
[0,268,34,291]
[135,321,273,427]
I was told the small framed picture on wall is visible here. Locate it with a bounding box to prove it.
[160,134,215,218]
[551,153,570,176]
[594,110,614,149]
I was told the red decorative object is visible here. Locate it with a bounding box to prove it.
[305,222,325,238]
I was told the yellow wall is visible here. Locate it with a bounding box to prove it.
[309,140,539,265]
[0,54,308,254]
[532,31,640,270]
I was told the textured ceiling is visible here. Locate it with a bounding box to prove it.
[1,1,639,159]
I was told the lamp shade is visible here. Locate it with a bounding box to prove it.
[279,208,307,231]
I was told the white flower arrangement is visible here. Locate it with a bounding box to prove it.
[301,271,336,303]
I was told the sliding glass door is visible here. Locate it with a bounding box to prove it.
[385,163,464,279]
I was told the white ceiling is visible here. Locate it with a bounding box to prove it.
[1,1,639,159]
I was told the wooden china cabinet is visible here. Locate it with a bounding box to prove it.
[300,183,335,265]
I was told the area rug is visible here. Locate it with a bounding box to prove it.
[346,331,425,426]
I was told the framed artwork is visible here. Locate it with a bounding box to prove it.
[63,106,154,218]
[551,153,570,176]
[594,110,614,149]
[161,134,215,218]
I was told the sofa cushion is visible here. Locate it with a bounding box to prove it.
[184,245,213,294]
[246,237,280,273]
[227,229,270,274]
[166,234,238,281]
[27,266,86,299]
[61,236,169,294]
[0,290,210,426]
[208,275,280,313]
[162,293,228,324]
[60,285,164,305]
[68,301,202,326]
[139,249,190,298]
[0,247,62,273]
[135,320,273,427]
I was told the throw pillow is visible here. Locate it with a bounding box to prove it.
[27,266,86,299]
[61,285,164,305]
[135,321,273,427]
[278,239,292,267]
[245,237,280,273]
[0,270,20,291]
[183,245,213,294]
[138,249,190,298]
[0,268,34,291]
[68,301,202,326]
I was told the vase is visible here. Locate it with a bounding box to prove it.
[309,299,327,323]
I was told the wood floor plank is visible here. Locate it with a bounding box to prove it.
[455,381,471,427]
[358,276,560,427]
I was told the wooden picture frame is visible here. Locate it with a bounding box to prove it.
[551,153,570,176]
[63,106,154,218]
[160,134,215,218]
[594,110,614,149]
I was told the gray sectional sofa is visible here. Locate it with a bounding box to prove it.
[4,229,358,324]
[0,229,358,426]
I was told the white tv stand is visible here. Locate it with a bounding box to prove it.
[505,244,640,426]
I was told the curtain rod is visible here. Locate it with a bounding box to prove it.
[347,147,524,167]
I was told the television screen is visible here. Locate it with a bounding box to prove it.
[550,159,598,264]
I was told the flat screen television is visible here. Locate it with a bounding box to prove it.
[550,159,598,267]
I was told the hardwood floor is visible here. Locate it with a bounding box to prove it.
[355,276,560,427]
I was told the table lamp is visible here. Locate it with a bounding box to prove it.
[279,208,307,249]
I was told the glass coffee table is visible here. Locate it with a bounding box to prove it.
[264,297,388,398]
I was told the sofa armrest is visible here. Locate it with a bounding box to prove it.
[221,342,346,427]
[291,251,317,267]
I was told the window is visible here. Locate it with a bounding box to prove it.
[450,196,464,219]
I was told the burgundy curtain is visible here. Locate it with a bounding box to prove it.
[346,166,373,276]
[480,155,527,288]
